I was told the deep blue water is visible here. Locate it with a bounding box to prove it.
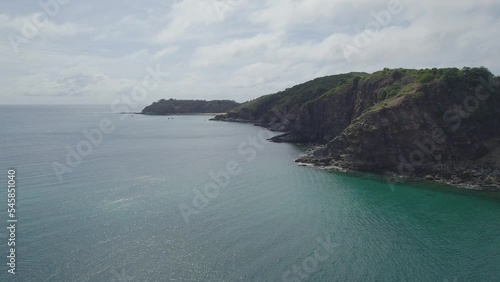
[0,105,499,281]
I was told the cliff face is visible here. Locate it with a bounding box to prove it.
[212,68,500,190]
[142,99,240,115]
[215,73,366,133]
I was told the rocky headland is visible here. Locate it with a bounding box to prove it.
[212,67,500,191]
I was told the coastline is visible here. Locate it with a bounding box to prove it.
[294,152,500,192]
[211,116,500,192]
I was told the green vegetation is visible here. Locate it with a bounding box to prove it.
[142,99,240,115]
[218,67,497,124]
[183,67,493,124]
[235,72,368,117]
[368,67,494,110]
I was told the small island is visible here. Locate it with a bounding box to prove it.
[141,98,240,115]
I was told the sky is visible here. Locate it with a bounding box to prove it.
[1,0,499,105]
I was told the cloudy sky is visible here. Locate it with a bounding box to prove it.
[1,0,499,105]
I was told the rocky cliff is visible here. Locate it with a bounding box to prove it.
[142,99,240,115]
[212,67,500,190]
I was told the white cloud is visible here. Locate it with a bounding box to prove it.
[123,46,180,61]
[191,32,282,67]
[6,66,133,99]
[0,13,92,38]
[249,0,376,30]
[154,0,226,43]
[1,0,499,104]
[226,62,284,88]
[154,46,180,59]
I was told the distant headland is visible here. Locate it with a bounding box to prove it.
[141,98,240,115]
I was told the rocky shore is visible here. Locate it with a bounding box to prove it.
[295,153,500,191]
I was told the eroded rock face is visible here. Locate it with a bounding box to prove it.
[323,77,498,167]
[213,68,500,190]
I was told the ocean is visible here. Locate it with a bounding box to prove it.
[0,105,499,281]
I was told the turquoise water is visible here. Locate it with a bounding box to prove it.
[0,105,499,281]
